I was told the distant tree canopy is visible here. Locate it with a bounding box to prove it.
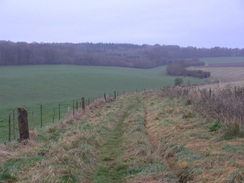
[166,59,210,79]
[0,41,244,68]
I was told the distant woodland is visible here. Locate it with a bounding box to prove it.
[0,41,244,68]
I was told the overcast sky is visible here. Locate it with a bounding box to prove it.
[0,0,244,48]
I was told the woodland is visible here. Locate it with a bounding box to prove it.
[0,41,243,68]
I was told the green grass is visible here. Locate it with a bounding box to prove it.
[0,65,201,109]
[1,89,243,182]
[0,65,202,141]
[93,95,176,182]
[200,57,244,64]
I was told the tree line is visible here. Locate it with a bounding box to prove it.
[166,59,210,79]
[0,41,244,68]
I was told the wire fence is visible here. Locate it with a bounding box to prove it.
[0,94,105,142]
[0,90,142,142]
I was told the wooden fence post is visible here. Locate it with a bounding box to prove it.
[18,108,29,141]
[82,97,85,110]
[53,109,56,123]
[59,103,61,120]
[104,93,106,101]
[114,91,116,99]
[72,100,75,117]
[32,111,35,130]
[13,110,16,140]
[40,105,43,128]
[8,114,11,142]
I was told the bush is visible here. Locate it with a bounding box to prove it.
[159,86,244,128]
[174,78,183,86]
[223,123,242,139]
[209,123,221,132]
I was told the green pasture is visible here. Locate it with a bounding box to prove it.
[0,65,202,141]
[200,57,244,64]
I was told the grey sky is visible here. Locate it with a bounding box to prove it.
[0,0,243,48]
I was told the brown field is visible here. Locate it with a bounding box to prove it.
[190,66,244,82]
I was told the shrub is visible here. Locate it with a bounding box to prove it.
[223,123,241,140]
[159,85,244,128]
[174,78,183,86]
[209,123,221,132]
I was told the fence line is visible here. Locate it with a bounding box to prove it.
[8,114,11,142]
[2,88,148,142]
[13,110,16,140]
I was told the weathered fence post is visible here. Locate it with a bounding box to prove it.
[72,100,75,117]
[8,114,11,142]
[18,108,29,141]
[40,105,43,128]
[82,97,85,110]
[209,88,212,98]
[13,110,16,140]
[32,111,35,130]
[59,103,61,120]
[53,109,56,123]
[104,93,107,101]
[114,91,116,99]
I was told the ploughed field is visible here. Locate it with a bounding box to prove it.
[190,57,244,82]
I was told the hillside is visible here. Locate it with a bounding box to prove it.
[0,87,243,182]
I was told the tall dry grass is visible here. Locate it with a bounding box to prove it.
[159,85,244,127]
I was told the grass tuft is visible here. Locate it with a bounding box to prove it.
[222,123,244,140]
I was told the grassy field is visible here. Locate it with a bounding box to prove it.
[0,90,243,182]
[0,65,202,141]
[200,57,244,64]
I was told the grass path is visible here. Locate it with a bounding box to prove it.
[93,94,176,183]
[93,110,128,182]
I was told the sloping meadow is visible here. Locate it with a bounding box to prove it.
[0,86,243,182]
